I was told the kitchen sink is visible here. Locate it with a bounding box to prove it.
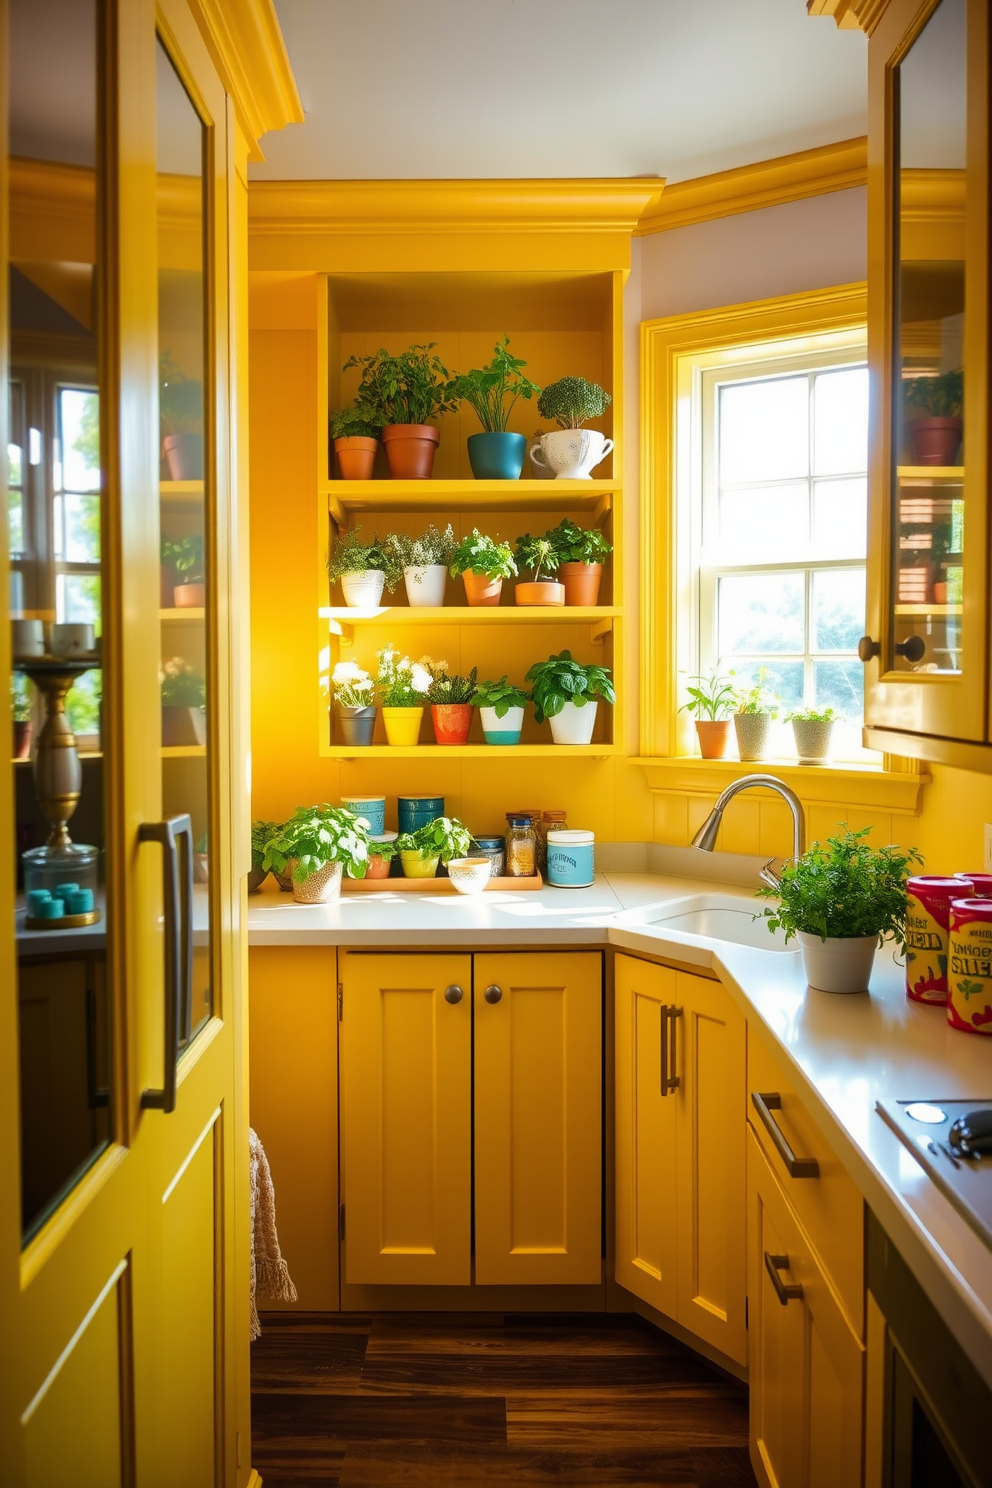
[617,892,794,953]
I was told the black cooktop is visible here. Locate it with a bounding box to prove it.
[877,1098,992,1252]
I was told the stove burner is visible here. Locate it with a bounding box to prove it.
[906,1102,947,1124]
[948,1108,992,1158]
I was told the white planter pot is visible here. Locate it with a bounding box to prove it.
[340,569,386,608]
[404,563,447,607]
[792,719,835,765]
[798,931,876,994]
[529,429,614,480]
[548,698,598,745]
[480,704,524,744]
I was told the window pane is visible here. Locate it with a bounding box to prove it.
[58,493,101,563]
[718,483,808,560]
[719,376,809,484]
[813,478,867,557]
[812,569,865,652]
[60,388,101,492]
[813,659,864,719]
[57,571,101,625]
[718,572,805,654]
[813,367,869,476]
[8,489,23,556]
[8,439,22,487]
[721,659,804,713]
[66,669,101,736]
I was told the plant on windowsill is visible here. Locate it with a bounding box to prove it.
[532,376,613,479]
[388,523,456,608]
[679,671,737,760]
[375,645,432,746]
[903,367,964,467]
[396,816,475,880]
[756,826,923,994]
[786,705,841,766]
[526,650,614,746]
[545,518,613,606]
[449,334,541,480]
[514,533,564,607]
[250,819,282,893]
[160,351,204,481]
[261,803,372,904]
[326,527,403,609]
[329,403,384,482]
[343,343,458,479]
[11,675,32,761]
[331,661,377,747]
[162,534,206,608]
[731,669,779,763]
[160,657,206,748]
[472,676,531,746]
[448,529,517,607]
[426,663,478,745]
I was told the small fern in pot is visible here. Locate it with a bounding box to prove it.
[329,403,383,481]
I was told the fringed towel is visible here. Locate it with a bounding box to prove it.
[249,1126,297,1340]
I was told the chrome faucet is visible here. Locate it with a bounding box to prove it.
[690,773,806,890]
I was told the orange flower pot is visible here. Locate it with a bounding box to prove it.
[334,436,379,480]
[559,561,603,607]
[432,703,472,745]
[174,582,205,608]
[382,424,440,479]
[695,720,732,759]
[366,853,392,879]
[515,581,565,607]
[462,571,503,607]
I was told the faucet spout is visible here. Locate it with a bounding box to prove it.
[690,773,806,884]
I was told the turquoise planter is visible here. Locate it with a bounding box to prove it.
[483,727,522,745]
[467,432,526,481]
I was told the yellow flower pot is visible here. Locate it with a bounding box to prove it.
[400,850,440,879]
[382,706,424,746]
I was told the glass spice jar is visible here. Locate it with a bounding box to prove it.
[505,816,537,878]
[538,810,568,874]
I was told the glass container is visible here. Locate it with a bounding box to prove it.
[505,817,537,878]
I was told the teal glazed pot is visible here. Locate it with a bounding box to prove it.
[467,432,526,481]
[397,795,444,834]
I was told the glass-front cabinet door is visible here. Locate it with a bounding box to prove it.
[863,0,989,755]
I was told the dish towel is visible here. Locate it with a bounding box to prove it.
[249,1126,298,1340]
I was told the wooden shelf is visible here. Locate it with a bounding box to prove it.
[160,608,205,622]
[324,743,619,760]
[161,745,206,759]
[896,466,964,482]
[324,478,617,522]
[161,480,205,511]
[894,603,963,616]
[321,605,619,628]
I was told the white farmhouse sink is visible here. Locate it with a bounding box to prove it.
[617,892,794,953]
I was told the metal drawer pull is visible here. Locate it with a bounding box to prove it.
[660,1004,682,1096]
[752,1092,820,1178]
[765,1251,803,1306]
[444,984,464,1004]
[139,814,193,1113]
[483,984,502,1004]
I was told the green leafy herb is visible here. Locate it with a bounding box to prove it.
[159,351,203,437]
[525,650,615,724]
[514,533,560,582]
[375,645,433,707]
[545,518,613,566]
[679,671,737,722]
[251,819,282,869]
[160,657,206,708]
[472,676,530,718]
[449,334,541,433]
[326,527,403,590]
[261,803,372,883]
[388,523,456,569]
[903,367,963,419]
[786,706,841,724]
[426,663,478,705]
[162,534,205,584]
[448,529,517,581]
[397,816,475,864]
[329,404,382,441]
[343,343,458,427]
[11,674,32,723]
[732,668,779,717]
[537,376,611,431]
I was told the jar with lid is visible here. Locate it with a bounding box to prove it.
[474,836,506,878]
[537,810,568,873]
[505,816,537,878]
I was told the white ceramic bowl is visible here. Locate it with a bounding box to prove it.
[447,857,492,895]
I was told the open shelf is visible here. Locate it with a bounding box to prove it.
[896,466,964,482]
[894,603,963,616]
[324,479,617,522]
[321,605,618,627]
[161,745,206,759]
[161,479,205,511]
[324,743,620,760]
[160,608,205,623]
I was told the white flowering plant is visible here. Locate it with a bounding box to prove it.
[332,661,375,709]
[375,645,433,708]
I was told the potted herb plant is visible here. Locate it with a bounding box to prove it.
[546,518,613,606]
[397,815,474,880]
[331,661,377,746]
[532,377,613,479]
[366,832,398,880]
[329,403,383,481]
[526,650,614,746]
[343,343,458,479]
[160,657,206,747]
[375,644,432,746]
[732,671,779,761]
[679,672,737,759]
[903,368,963,467]
[756,827,923,994]
[249,819,281,892]
[261,803,372,904]
[163,534,206,608]
[12,675,32,760]
[326,527,402,608]
[473,676,530,745]
[159,351,203,481]
[449,334,541,480]
[787,705,841,765]
[514,533,564,606]
[427,662,478,745]
[448,528,517,607]
[388,523,456,608]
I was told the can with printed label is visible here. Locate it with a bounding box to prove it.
[948,898,992,1034]
[905,876,974,1004]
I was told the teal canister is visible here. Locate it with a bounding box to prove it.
[546,829,595,888]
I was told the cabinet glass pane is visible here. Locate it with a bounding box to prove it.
[157,40,212,1045]
[893,0,966,674]
[7,0,112,1241]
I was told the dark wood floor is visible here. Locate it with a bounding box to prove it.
[250,1312,756,1487]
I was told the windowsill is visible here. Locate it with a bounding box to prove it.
[628,756,930,814]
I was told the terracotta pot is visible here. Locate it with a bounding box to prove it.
[162,432,203,481]
[461,571,503,607]
[289,859,343,904]
[559,561,603,606]
[334,436,379,481]
[432,703,472,745]
[910,416,962,467]
[695,719,732,759]
[174,582,205,608]
[382,424,440,480]
[515,581,565,607]
[13,720,32,760]
[382,706,424,746]
[161,705,206,747]
[933,581,949,604]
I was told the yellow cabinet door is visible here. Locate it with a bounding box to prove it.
[473,952,602,1286]
[747,1128,865,1488]
[340,952,472,1285]
[675,971,747,1364]
[614,955,679,1317]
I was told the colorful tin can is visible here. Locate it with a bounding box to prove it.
[341,794,386,836]
[948,898,992,1034]
[905,876,974,1004]
[546,829,595,888]
[397,795,444,834]
[955,872,992,899]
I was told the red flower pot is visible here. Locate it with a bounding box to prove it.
[432,703,472,745]
[910,417,962,467]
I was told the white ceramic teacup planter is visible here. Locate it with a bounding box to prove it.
[548,698,598,745]
[529,429,614,480]
[403,563,447,607]
[340,569,386,608]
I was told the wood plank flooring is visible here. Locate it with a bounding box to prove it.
[251,1313,756,1487]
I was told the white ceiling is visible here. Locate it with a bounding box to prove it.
[251,0,867,184]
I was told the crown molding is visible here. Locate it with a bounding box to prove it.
[634,137,866,236]
[805,0,890,34]
[187,0,302,158]
[247,178,666,237]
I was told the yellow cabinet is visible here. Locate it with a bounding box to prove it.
[614,954,746,1364]
[747,1127,865,1488]
[474,952,602,1285]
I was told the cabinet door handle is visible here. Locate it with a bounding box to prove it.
[751,1091,819,1178]
[139,815,193,1113]
[764,1251,803,1305]
[444,983,464,1004]
[483,984,503,1004]
[660,1004,682,1096]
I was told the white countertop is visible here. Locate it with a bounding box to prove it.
[247,856,992,1380]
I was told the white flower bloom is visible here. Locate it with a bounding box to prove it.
[410,663,432,693]
[332,661,365,683]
